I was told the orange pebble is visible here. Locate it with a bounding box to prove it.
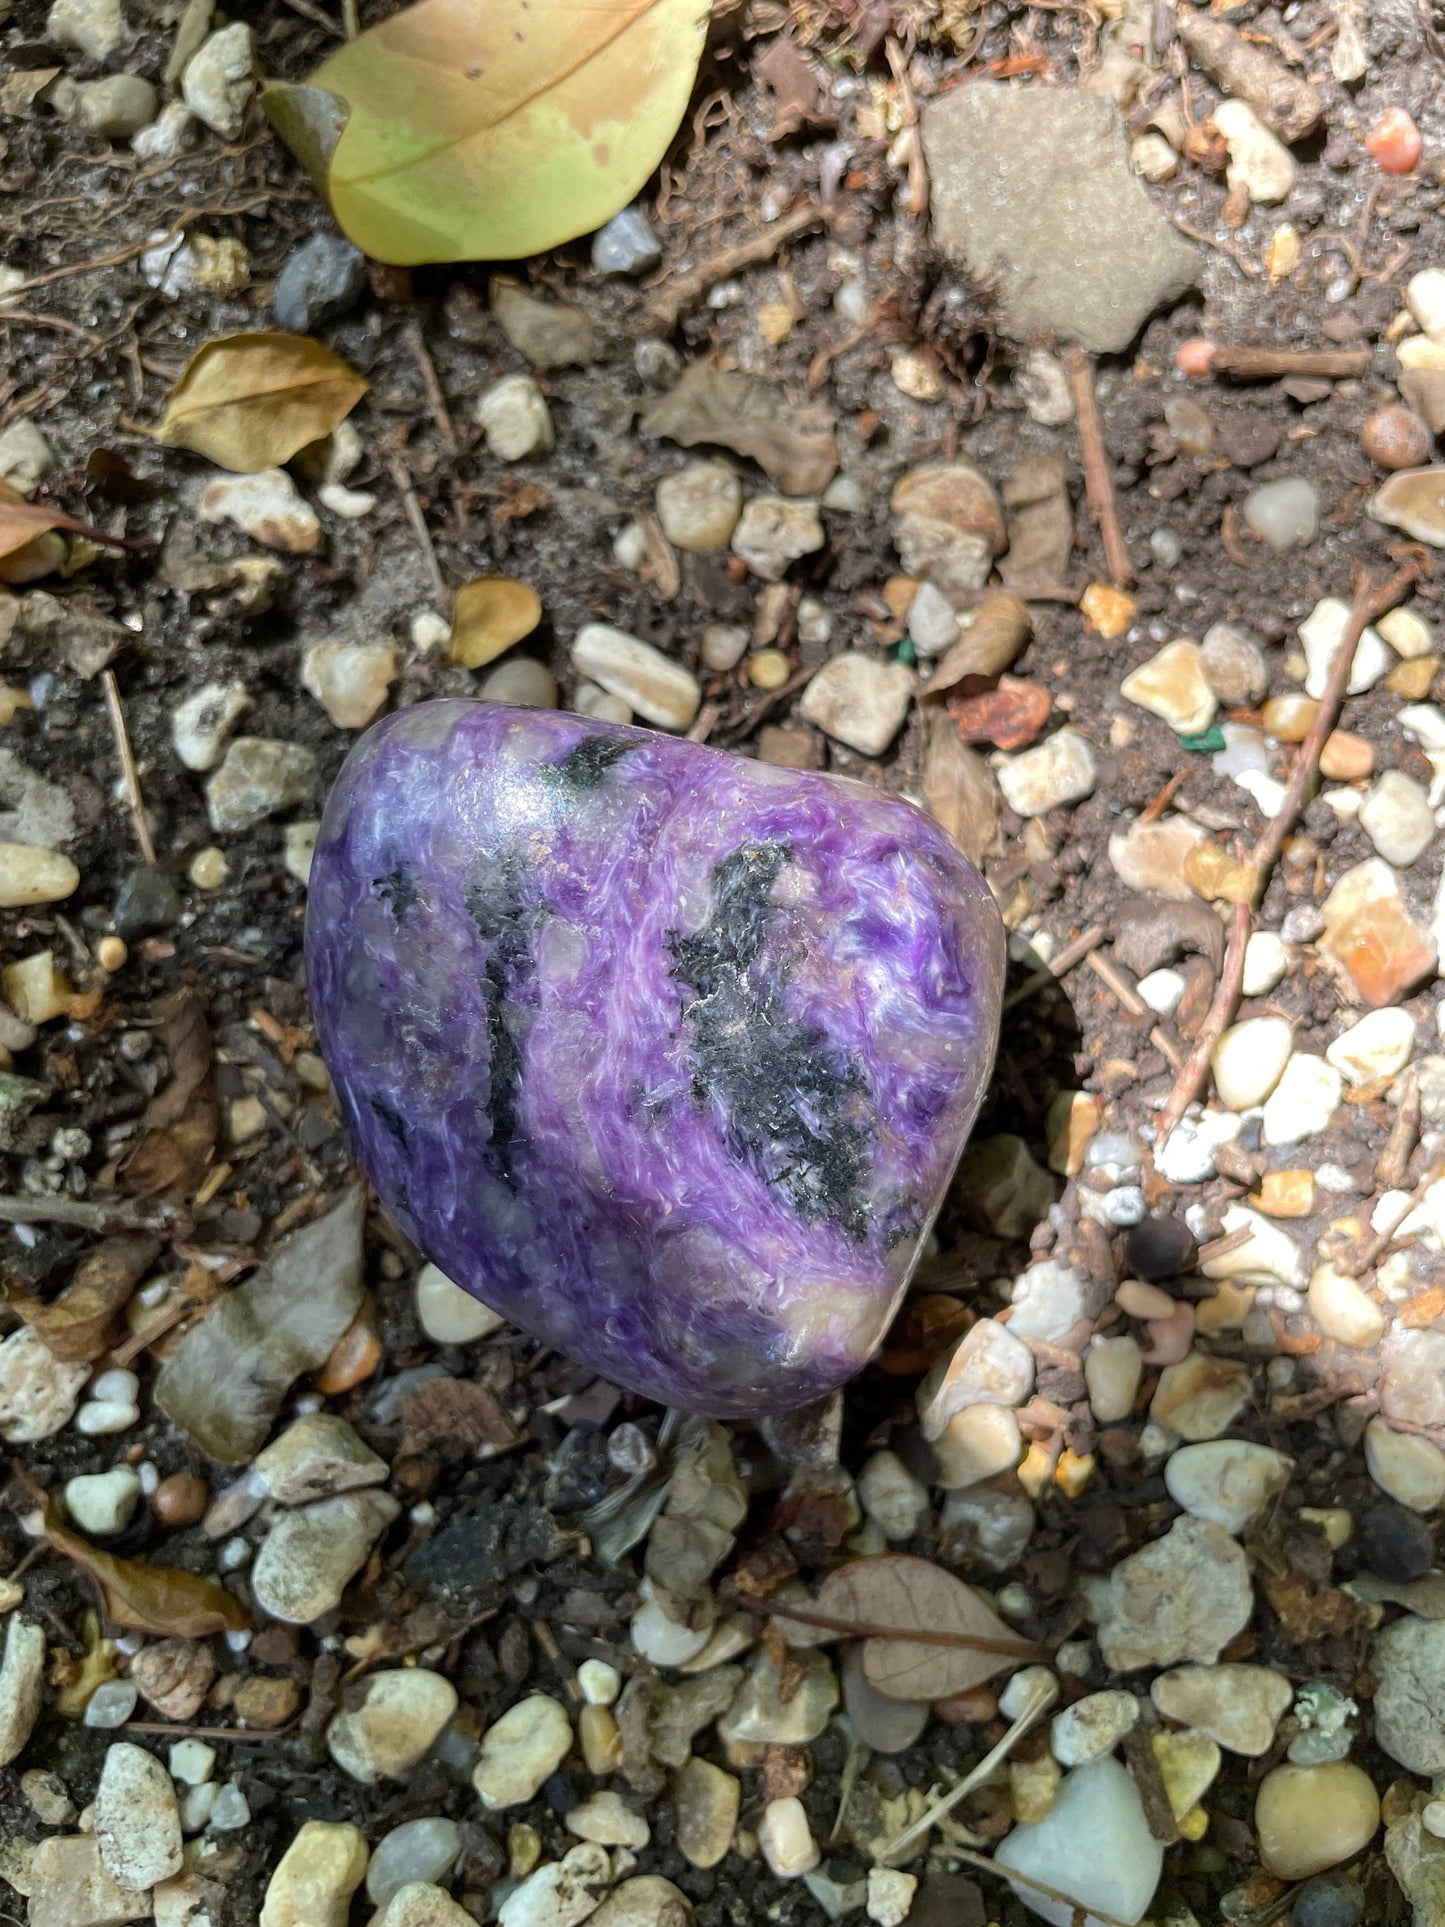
[314,1294,383,1394]
[1367,108,1422,174]
[933,1685,999,1725]
[1176,337,1217,377]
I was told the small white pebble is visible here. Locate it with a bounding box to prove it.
[91,1368,139,1404]
[169,1738,217,1786]
[223,1629,252,1655]
[137,1462,159,1496]
[578,1659,621,1707]
[209,1781,251,1829]
[75,1400,140,1435]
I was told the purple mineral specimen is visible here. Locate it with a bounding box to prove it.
[306,700,1003,1416]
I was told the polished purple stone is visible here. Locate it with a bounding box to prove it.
[305,700,1003,1416]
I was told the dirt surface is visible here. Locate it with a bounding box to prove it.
[6,1,1445,1924]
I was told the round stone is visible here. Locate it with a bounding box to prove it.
[1358,1504,1435,1582]
[366,1819,464,1906]
[1254,1763,1380,1879]
[1125,1215,1197,1280]
[655,463,743,552]
[1291,1871,1366,1927]
[415,1263,506,1345]
[1365,1417,1445,1512]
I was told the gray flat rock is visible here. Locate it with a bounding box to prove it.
[922,84,1199,354]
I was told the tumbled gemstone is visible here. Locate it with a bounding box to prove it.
[306,701,1003,1416]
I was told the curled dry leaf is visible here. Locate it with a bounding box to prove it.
[265,0,710,266]
[153,332,368,474]
[770,1553,1037,1703]
[18,1470,249,1638]
[6,1232,161,1363]
[119,989,219,1201]
[0,479,134,571]
[641,363,839,497]
[448,575,543,671]
[400,1376,521,1456]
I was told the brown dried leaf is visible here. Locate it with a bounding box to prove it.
[400,1377,521,1456]
[154,332,368,473]
[120,990,218,1199]
[771,1554,1036,1702]
[20,1472,249,1638]
[6,1232,161,1362]
[0,479,130,565]
[641,364,838,497]
[141,989,213,1131]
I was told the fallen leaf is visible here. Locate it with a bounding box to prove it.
[153,332,368,473]
[7,1232,161,1362]
[640,362,839,497]
[19,1471,249,1638]
[771,1554,1038,1702]
[120,989,218,1199]
[0,480,131,565]
[448,576,542,670]
[400,1377,521,1456]
[265,0,709,266]
[948,675,1053,751]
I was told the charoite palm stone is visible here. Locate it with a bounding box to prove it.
[306,700,1003,1416]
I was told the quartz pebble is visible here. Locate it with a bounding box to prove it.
[758,1796,819,1878]
[996,728,1097,816]
[499,1843,611,1927]
[1095,1516,1252,1670]
[655,463,742,552]
[0,1326,90,1442]
[719,1651,837,1745]
[95,1741,184,1889]
[27,1836,150,1927]
[996,1757,1163,1927]
[1150,1351,1250,1440]
[76,74,157,138]
[932,1403,1023,1489]
[0,1618,45,1766]
[866,1868,918,1927]
[1244,477,1318,549]
[250,1489,400,1624]
[1120,639,1217,735]
[198,468,319,553]
[1151,1664,1292,1755]
[590,1878,693,1927]
[1372,467,1445,545]
[1309,1265,1387,1348]
[1360,769,1436,867]
[85,1679,139,1728]
[1374,1614,1445,1772]
[592,206,662,275]
[570,624,701,731]
[1200,622,1268,705]
[1301,597,1391,698]
[798,653,914,756]
[48,0,127,60]
[416,1262,505,1344]
[327,1668,457,1784]
[207,738,316,833]
[307,704,1002,1416]
[1051,1690,1140,1767]
[919,1317,1034,1433]
[0,842,77,908]
[1365,1415,1445,1511]
[375,1882,474,1926]
[1255,1763,1380,1879]
[1214,98,1296,202]
[63,1466,141,1536]
[1328,1008,1416,1085]
[477,375,554,461]
[302,641,398,731]
[366,1819,463,1907]
[856,1450,930,1540]
[0,421,54,496]
[473,1695,572,1809]
[1085,1335,1143,1423]
[1163,1440,1291,1535]
[182,23,255,138]
[731,496,825,581]
[259,1819,369,1927]
[172,682,250,773]
[566,1789,650,1848]
[1262,1053,1343,1147]
[1212,1014,1293,1109]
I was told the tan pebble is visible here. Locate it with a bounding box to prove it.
[578,1703,621,1776]
[1387,656,1437,698]
[152,1473,208,1528]
[0,844,78,909]
[1309,1265,1387,1348]
[749,650,791,691]
[2,951,71,1025]
[674,1755,739,1868]
[1254,1762,1379,1879]
[1299,1506,1353,1548]
[1261,694,1319,742]
[1361,404,1431,470]
[1254,1170,1315,1218]
[1319,730,1374,781]
[1116,1280,1176,1321]
[189,846,228,890]
[95,936,127,973]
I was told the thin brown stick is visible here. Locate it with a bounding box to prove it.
[1247,559,1419,893]
[1342,1157,1445,1277]
[1065,346,1133,586]
[1138,766,1190,826]
[1196,1226,1254,1267]
[405,319,458,459]
[386,454,446,601]
[0,1193,174,1231]
[1208,344,1372,380]
[4,193,310,296]
[642,202,821,332]
[100,671,157,867]
[1155,899,1253,1141]
[768,1599,1042,1662]
[1001,922,1108,1011]
[123,1720,300,1741]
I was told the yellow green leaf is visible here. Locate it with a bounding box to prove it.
[266,0,709,267]
[449,575,542,670]
[153,331,368,474]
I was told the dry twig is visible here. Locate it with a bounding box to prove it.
[1065,347,1133,585]
[1001,923,1107,1011]
[1155,899,1253,1142]
[100,671,156,867]
[642,202,821,333]
[386,454,446,601]
[1207,344,1372,380]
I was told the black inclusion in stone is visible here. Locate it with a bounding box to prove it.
[465,854,536,1183]
[373,865,418,920]
[668,841,872,1239]
[370,1095,410,1150]
[542,734,633,793]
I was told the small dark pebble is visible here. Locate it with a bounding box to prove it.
[1291,1871,1365,1927]
[113,863,181,938]
[1125,1214,1197,1279]
[543,1769,580,1815]
[1358,1503,1435,1582]
[273,232,368,334]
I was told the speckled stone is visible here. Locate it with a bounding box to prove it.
[306,701,1003,1416]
